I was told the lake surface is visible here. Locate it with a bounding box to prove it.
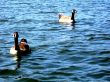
[0,0,110,82]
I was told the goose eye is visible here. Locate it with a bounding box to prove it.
[13,32,19,38]
[13,33,16,37]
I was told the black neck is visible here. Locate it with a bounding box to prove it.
[71,12,75,22]
[14,37,19,50]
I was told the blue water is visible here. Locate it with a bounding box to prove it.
[0,0,110,82]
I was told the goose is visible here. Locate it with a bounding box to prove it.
[10,32,31,55]
[58,9,77,23]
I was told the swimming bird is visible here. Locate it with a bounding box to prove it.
[58,9,77,23]
[10,32,31,55]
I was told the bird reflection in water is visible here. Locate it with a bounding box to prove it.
[59,22,76,30]
[15,53,21,70]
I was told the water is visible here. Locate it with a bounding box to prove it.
[0,0,110,82]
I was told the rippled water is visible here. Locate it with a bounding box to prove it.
[0,0,110,82]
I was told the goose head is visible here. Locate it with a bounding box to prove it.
[72,9,77,14]
[13,32,19,39]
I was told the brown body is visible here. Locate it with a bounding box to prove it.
[19,41,31,54]
[59,14,73,23]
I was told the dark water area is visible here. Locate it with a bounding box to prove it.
[0,0,110,82]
